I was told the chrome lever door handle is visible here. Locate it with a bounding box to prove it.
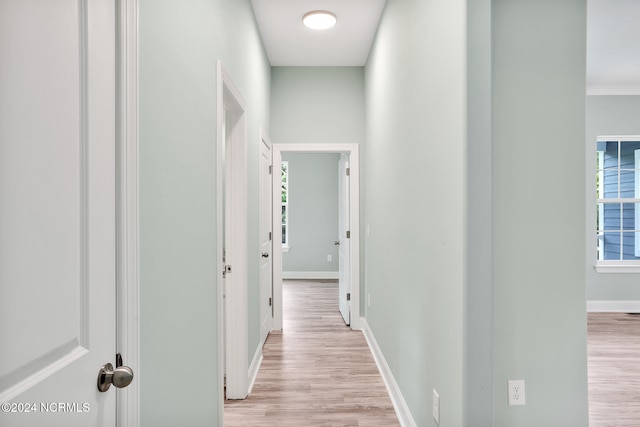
[262,252,269,258]
[97,362,134,392]
[334,240,340,246]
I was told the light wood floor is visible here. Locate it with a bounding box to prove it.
[224,280,400,427]
[588,312,640,426]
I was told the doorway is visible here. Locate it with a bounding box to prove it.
[271,144,361,331]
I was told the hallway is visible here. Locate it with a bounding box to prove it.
[224,280,400,426]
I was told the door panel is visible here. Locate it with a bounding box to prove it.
[0,1,117,425]
[259,138,273,345]
[338,155,350,326]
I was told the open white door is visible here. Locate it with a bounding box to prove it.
[218,62,249,401]
[338,154,351,326]
[259,134,274,345]
[0,1,123,426]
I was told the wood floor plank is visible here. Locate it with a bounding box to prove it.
[224,280,400,426]
[588,312,640,427]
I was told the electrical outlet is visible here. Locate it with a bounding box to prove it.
[367,293,371,308]
[508,380,526,406]
[432,389,440,424]
[327,254,332,262]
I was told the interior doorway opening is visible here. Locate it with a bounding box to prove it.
[271,144,361,332]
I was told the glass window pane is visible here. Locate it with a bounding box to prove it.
[602,203,621,230]
[602,169,619,199]
[620,141,640,163]
[620,170,635,198]
[596,232,604,261]
[596,203,604,232]
[622,232,640,260]
[602,142,619,169]
[623,203,636,230]
[603,231,622,260]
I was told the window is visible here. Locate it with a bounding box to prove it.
[596,137,640,270]
[281,161,289,249]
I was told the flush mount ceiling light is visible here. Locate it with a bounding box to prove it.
[302,10,337,30]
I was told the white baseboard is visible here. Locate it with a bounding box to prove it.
[587,300,640,313]
[282,271,339,280]
[248,346,263,395]
[361,318,417,427]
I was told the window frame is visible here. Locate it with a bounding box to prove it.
[595,135,640,273]
[281,160,289,251]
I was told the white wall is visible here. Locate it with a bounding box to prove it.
[139,0,270,425]
[282,153,340,275]
[586,95,640,303]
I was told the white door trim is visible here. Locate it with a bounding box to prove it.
[216,61,249,407]
[271,143,361,331]
[116,1,140,426]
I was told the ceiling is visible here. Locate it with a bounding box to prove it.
[251,0,640,94]
[250,0,386,66]
[587,0,640,94]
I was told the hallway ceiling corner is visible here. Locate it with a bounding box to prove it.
[587,0,640,94]
[251,0,386,67]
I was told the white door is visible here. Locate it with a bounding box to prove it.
[259,137,273,345]
[338,155,351,325]
[0,1,120,426]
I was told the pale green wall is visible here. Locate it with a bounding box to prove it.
[282,153,340,273]
[271,67,365,145]
[365,0,467,425]
[492,1,588,425]
[586,95,640,301]
[366,0,589,426]
[465,0,493,424]
[139,0,270,425]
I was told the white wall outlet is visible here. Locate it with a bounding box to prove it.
[508,380,526,406]
[367,293,371,308]
[432,389,440,424]
[366,224,371,238]
[327,254,332,262]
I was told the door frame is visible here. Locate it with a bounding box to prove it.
[271,144,361,331]
[116,0,140,426]
[259,129,274,347]
[216,61,249,406]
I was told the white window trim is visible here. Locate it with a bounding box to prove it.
[635,149,640,257]
[281,160,289,250]
[595,262,640,274]
[595,136,640,273]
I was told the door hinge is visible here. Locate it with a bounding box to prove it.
[346,167,350,176]
[269,165,273,174]
[347,293,351,301]
[269,297,272,307]
[346,230,350,239]
[223,264,232,278]
[269,231,272,241]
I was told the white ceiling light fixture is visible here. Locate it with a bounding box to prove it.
[302,10,337,30]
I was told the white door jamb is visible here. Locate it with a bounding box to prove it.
[117,1,140,426]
